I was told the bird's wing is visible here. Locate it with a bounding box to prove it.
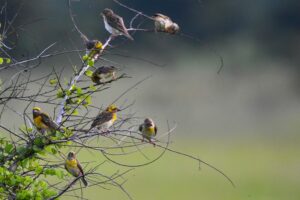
[107,14,129,35]
[40,113,59,130]
[154,125,158,136]
[91,112,113,128]
[64,163,67,170]
[76,159,85,176]
[139,124,143,132]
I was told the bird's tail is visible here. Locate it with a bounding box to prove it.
[124,32,134,41]
[81,177,88,187]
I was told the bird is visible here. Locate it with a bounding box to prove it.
[101,8,134,40]
[65,151,88,187]
[90,104,120,133]
[32,107,62,134]
[139,118,157,146]
[91,66,117,84]
[153,13,180,34]
[83,39,103,61]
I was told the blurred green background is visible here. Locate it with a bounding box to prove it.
[1,0,300,199]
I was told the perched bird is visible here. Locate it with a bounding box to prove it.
[101,8,134,40]
[153,13,180,34]
[91,66,117,84]
[139,118,157,146]
[83,39,103,60]
[90,105,120,133]
[32,107,61,134]
[65,151,88,187]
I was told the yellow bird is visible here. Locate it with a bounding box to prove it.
[90,105,120,133]
[32,107,61,134]
[65,151,88,187]
[83,40,103,61]
[139,118,157,146]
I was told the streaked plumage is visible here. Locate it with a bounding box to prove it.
[65,151,88,187]
[91,66,116,84]
[153,13,179,34]
[32,107,61,134]
[139,118,157,146]
[101,8,134,40]
[90,105,120,132]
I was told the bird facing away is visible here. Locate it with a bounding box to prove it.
[139,118,157,146]
[65,151,88,187]
[90,105,120,133]
[84,40,103,60]
[32,107,61,134]
[101,8,134,40]
[91,66,116,84]
[153,13,180,34]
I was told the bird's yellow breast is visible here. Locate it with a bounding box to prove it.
[66,159,78,168]
[144,126,156,136]
[34,116,48,129]
[112,113,117,122]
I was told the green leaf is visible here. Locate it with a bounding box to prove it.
[56,89,65,98]
[6,58,11,64]
[87,59,94,67]
[76,87,82,95]
[82,55,88,61]
[49,78,58,85]
[5,143,13,154]
[0,58,3,65]
[72,109,79,116]
[85,70,93,77]
[51,147,57,155]
[89,84,97,91]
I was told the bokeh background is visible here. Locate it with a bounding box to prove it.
[1,0,300,199]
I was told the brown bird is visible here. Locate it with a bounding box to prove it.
[101,8,134,40]
[153,13,180,34]
[90,105,120,132]
[65,151,88,187]
[91,66,116,84]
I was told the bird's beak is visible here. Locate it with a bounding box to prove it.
[116,108,121,112]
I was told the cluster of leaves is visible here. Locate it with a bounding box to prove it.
[0,57,11,65]
[0,136,71,199]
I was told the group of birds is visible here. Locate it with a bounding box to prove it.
[32,7,176,187]
[101,8,179,40]
[33,105,157,187]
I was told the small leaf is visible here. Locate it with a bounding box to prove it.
[6,58,11,64]
[87,60,94,67]
[5,143,13,153]
[49,79,58,85]
[0,58,3,65]
[82,55,88,61]
[89,84,96,91]
[56,89,65,98]
[85,70,93,77]
[76,87,82,95]
[72,109,79,116]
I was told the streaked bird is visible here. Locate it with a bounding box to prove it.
[101,8,134,40]
[139,118,157,146]
[91,66,116,84]
[65,151,88,187]
[32,107,61,134]
[90,105,120,133]
[153,13,180,34]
